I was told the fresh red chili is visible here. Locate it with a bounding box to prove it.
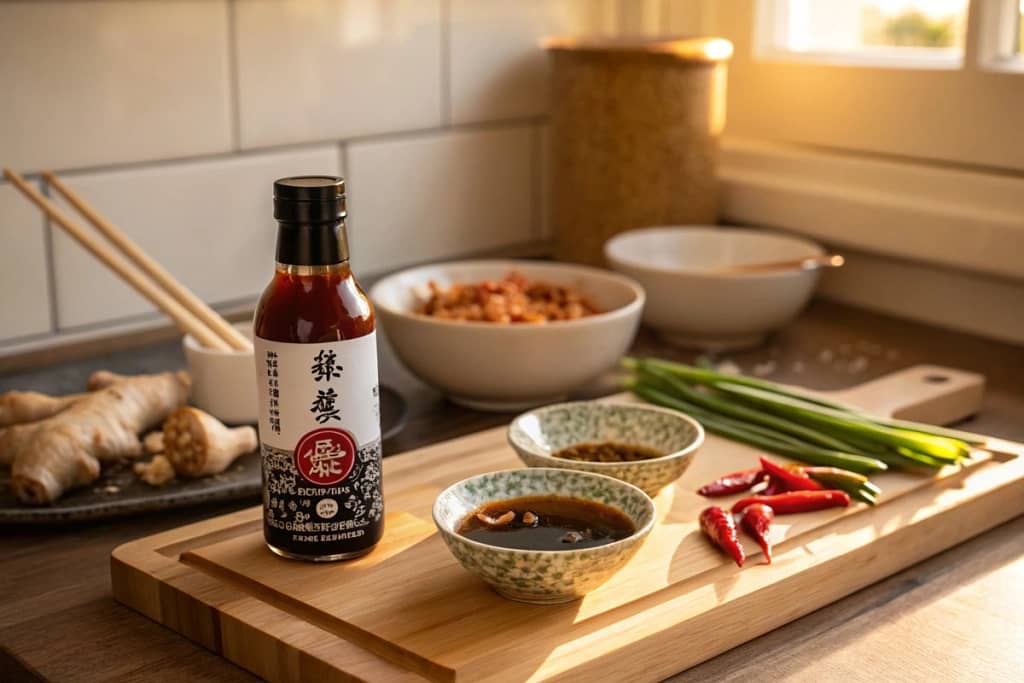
[697,468,763,497]
[732,490,851,515]
[759,475,787,496]
[760,457,821,492]
[795,465,869,486]
[699,506,745,567]
[740,503,774,564]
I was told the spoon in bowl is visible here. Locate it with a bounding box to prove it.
[707,253,845,275]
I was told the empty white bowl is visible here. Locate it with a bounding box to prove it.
[182,322,256,424]
[605,227,825,350]
[369,260,644,411]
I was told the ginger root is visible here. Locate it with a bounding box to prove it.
[87,370,132,391]
[11,371,191,505]
[163,407,256,477]
[134,455,176,487]
[0,371,151,469]
[0,391,85,428]
[1,422,47,468]
[142,431,165,455]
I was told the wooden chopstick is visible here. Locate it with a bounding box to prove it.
[3,168,232,352]
[43,171,253,353]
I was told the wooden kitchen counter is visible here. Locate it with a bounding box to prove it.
[1,300,1022,682]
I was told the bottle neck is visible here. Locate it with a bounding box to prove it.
[275,219,350,267]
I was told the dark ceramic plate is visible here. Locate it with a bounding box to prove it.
[0,386,408,525]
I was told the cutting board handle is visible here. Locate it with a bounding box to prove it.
[829,364,985,424]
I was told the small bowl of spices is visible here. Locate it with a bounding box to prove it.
[433,468,655,604]
[508,401,704,495]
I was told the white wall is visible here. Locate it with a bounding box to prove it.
[0,0,623,351]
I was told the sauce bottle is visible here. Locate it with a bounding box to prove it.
[253,176,383,561]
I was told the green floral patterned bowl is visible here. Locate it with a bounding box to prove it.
[433,468,655,604]
[508,401,704,495]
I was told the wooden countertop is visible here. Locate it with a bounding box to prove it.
[1,300,1022,682]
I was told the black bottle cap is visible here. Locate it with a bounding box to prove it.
[273,176,349,265]
[274,176,346,223]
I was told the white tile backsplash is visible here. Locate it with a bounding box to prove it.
[347,127,534,274]
[0,0,613,352]
[0,1,232,172]
[235,0,443,149]
[448,0,612,124]
[50,147,341,329]
[0,184,52,340]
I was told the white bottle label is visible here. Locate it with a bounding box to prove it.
[255,332,381,456]
[254,332,384,551]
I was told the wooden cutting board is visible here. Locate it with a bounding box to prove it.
[111,365,1024,682]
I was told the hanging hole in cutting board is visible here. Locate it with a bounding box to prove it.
[923,374,950,384]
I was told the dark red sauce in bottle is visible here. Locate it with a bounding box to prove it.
[254,263,374,344]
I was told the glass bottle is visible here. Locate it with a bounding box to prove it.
[253,176,383,561]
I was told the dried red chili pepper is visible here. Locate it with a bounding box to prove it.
[697,468,763,497]
[699,506,745,567]
[739,503,774,564]
[760,457,821,492]
[731,490,851,515]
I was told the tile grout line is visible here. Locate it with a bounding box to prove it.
[440,0,452,126]
[530,124,543,241]
[226,0,243,152]
[28,116,548,181]
[338,141,353,249]
[39,179,60,335]
[0,294,262,351]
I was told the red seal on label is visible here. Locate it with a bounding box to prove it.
[294,428,356,486]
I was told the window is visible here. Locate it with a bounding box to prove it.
[758,0,968,67]
[1016,0,1024,53]
[701,0,1024,171]
[656,0,1024,290]
[1019,3,1024,53]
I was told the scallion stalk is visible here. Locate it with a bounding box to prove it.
[626,381,888,475]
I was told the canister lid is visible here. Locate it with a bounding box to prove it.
[544,36,733,62]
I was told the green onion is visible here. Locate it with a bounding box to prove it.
[711,382,971,463]
[626,357,856,412]
[623,358,977,500]
[636,363,858,452]
[627,381,888,475]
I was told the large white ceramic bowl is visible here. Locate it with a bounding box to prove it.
[605,227,825,350]
[369,260,644,411]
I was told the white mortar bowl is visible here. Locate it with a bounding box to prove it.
[182,322,256,424]
[605,227,825,351]
[369,260,645,412]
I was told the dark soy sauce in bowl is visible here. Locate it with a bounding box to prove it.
[457,495,636,551]
[553,441,665,463]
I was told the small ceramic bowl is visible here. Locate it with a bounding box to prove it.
[433,468,655,604]
[605,226,827,351]
[182,322,256,424]
[507,401,704,495]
